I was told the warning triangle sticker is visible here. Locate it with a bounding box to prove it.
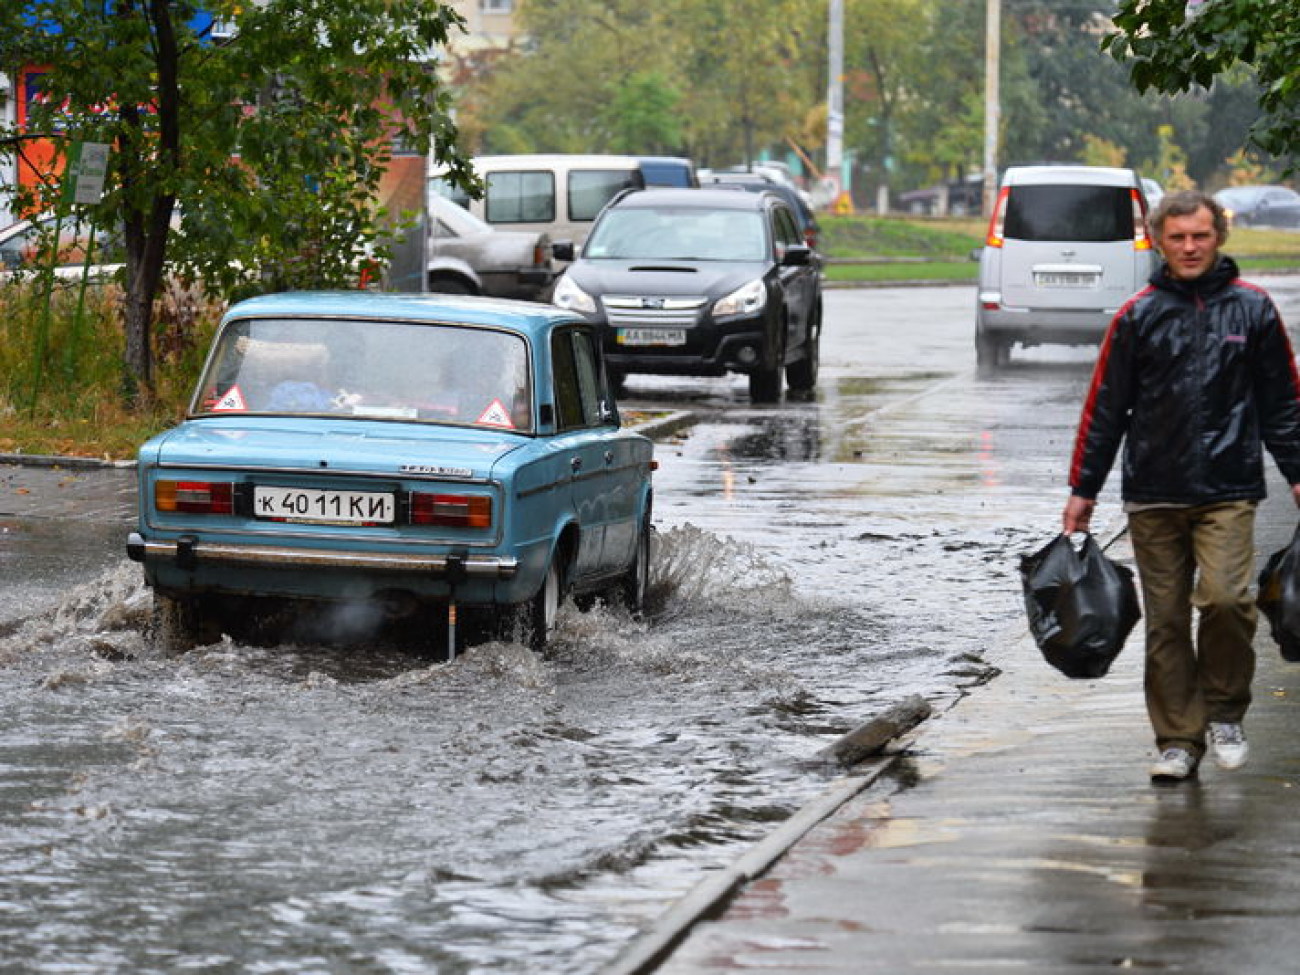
[211,386,248,412]
[475,398,515,429]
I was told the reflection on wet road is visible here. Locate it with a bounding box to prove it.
[2,278,1298,973]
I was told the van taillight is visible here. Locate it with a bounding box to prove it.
[156,480,234,514]
[1130,188,1152,251]
[985,187,1009,248]
[409,492,492,528]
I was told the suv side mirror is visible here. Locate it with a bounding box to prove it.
[781,243,812,267]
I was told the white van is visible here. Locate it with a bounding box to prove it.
[975,165,1155,372]
[429,154,696,249]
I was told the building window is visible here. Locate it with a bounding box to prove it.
[480,0,513,13]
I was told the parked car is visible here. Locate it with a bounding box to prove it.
[551,187,822,402]
[1141,177,1165,209]
[126,291,655,655]
[1213,185,1300,229]
[425,193,555,300]
[898,174,983,217]
[428,154,649,251]
[698,171,822,251]
[975,164,1155,372]
[0,214,125,280]
[636,156,699,188]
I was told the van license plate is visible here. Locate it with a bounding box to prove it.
[1035,271,1098,288]
[618,328,687,347]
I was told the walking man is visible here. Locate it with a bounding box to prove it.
[1063,189,1300,782]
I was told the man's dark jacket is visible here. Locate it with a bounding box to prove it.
[1070,255,1300,504]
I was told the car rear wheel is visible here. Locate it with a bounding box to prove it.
[786,311,821,392]
[502,557,564,651]
[976,331,1010,375]
[427,274,478,295]
[617,516,652,615]
[150,594,221,654]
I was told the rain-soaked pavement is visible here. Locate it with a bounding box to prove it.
[3,277,1299,974]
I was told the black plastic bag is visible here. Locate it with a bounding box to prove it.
[1019,533,1141,679]
[1257,526,1300,662]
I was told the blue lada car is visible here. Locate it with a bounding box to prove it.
[127,291,655,655]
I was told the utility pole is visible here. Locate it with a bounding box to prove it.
[982,0,1000,217]
[826,0,847,211]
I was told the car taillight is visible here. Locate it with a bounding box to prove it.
[409,492,492,528]
[533,242,547,267]
[156,480,234,514]
[1130,188,1152,251]
[985,187,1009,248]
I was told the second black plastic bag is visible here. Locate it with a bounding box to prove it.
[1020,533,1141,679]
[1257,525,1300,662]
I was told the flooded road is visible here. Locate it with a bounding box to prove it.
[3,277,1299,973]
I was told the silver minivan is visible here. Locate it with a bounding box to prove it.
[975,165,1155,371]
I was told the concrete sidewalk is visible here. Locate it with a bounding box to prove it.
[632,485,1300,974]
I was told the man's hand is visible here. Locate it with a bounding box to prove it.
[1292,483,1300,509]
[1063,495,1096,534]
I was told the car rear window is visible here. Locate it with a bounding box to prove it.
[194,318,533,432]
[1003,184,1134,242]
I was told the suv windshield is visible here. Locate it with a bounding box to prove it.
[1004,185,1134,242]
[584,206,767,261]
[194,318,533,433]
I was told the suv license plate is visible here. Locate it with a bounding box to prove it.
[617,328,687,347]
[254,486,395,525]
[1035,271,1098,288]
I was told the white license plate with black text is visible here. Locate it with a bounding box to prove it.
[617,328,687,347]
[1034,271,1099,289]
[254,486,395,524]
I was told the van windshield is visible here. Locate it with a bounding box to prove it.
[1004,185,1134,242]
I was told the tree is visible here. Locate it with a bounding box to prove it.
[1105,0,1299,167]
[0,1,476,401]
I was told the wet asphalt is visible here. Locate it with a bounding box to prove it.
[614,479,1300,974]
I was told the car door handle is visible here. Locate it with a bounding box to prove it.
[604,450,615,465]
[571,456,583,472]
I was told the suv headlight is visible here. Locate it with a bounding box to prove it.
[712,278,766,318]
[552,274,597,315]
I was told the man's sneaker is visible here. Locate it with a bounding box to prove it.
[1150,747,1198,782]
[1208,722,1249,770]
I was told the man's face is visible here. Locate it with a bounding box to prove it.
[1157,206,1223,281]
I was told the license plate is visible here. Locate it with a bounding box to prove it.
[617,328,687,347]
[254,486,396,525]
[1035,271,1098,288]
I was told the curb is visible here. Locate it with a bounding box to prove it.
[0,452,136,470]
[630,410,697,442]
[599,521,1129,975]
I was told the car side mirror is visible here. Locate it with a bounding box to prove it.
[782,243,812,267]
[552,241,575,262]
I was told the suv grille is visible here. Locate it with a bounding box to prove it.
[602,295,707,329]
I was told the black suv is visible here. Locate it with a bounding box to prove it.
[551,187,822,402]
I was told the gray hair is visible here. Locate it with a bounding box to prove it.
[1151,189,1228,240]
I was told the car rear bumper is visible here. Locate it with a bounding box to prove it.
[127,532,518,578]
[977,305,1115,347]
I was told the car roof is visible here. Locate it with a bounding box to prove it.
[223,291,582,336]
[608,187,773,212]
[1002,165,1140,188]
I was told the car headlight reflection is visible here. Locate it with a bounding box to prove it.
[712,278,766,318]
[552,274,597,315]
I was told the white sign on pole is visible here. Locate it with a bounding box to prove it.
[68,141,110,205]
